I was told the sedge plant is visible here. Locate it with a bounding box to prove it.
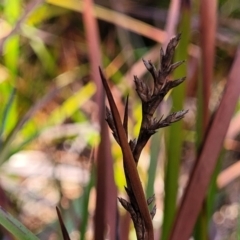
[100,34,187,240]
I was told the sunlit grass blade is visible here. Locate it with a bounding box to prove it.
[0,82,18,136]
[1,0,20,136]
[0,0,45,54]
[3,0,20,75]
[0,0,20,164]
[30,39,56,74]
[20,82,95,148]
[0,87,16,140]
[0,207,39,240]
[26,4,68,26]
[47,82,96,126]
[161,3,191,240]
[82,0,102,114]
[21,25,56,75]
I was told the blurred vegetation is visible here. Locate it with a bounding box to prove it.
[0,0,240,239]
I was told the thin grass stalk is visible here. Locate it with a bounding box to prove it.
[80,158,95,240]
[82,0,105,237]
[82,0,102,112]
[2,0,20,136]
[194,0,217,238]
[199,0,217,132]
[94,112,109,240]
[0,88,16,142]
[82,1,118,239]
[146,131,161,199]
[0,0,20,168]
[194,57,206,240]
[82,0,104,237]
[0,0,44,54]
[142,0,181,199]
[146,0,181,224]
[161,2,191,240]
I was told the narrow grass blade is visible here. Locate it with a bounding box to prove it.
[0,0,44,54]
[0,207,39,240]
[47,82,96,125]
[169,46,240,240]
[82,1,118,239]
[199,0,217,131]
[161,2,191,240]
[146,131,161,198]
[0,87,16,139]
[2,0,20,136]
[3,0,20,68]
[29,39,56,75]
[194,153,222,240]
[194,1,217,238]
[56,207,71,240]
[82,0,102,111]
[80,157,95,240]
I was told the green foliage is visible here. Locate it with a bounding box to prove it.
[161,7,191,240]
[0,207,39,240]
